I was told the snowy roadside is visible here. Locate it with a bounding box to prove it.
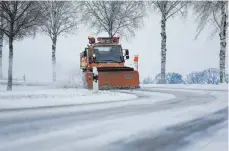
[0,84,49,92]
[0,83,177,110]
[0,80,52,87]
[0,87,138,109]
[141,84,228,91]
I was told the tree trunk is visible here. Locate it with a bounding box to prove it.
[0,41,2,79]
[160,15,167,84]
[108,27,112,37]
[52,37,57,82]
[108,20,113,38]
[0,16,3,79]
[219,2,227,83]
[7,37,13,91]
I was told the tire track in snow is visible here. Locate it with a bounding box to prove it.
[110,107,228,151]
[0,89,216,134]
[136,88,217,107]
[0,88,225,151]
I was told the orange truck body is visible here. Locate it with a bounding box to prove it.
[80,36,140,90]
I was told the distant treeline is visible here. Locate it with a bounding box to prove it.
[142,68,228,84]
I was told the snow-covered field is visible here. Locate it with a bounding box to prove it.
[141,83,228,91]
[0,83,227,151]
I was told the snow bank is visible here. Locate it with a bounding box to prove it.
[0,88,138,109]
[141,84,228,91]
[0,88,176,121]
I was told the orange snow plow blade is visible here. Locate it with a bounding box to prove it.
[97,67,140,90]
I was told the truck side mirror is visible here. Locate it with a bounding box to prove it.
[83,50,87,57]
[125,49,129,56]
[89,56,92,64]
[84,48,88,57]
[123,49,129,60]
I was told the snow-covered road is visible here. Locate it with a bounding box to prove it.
[0,86,227,151]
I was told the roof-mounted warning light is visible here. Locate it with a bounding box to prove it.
[97,36,120,43]
[97,37,103,41]
[112,36,120,43]
[88,36,95,44]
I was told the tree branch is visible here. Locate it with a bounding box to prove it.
[211,3,221,30]
[166,2,188,20]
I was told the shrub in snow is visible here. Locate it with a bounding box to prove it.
[225,73,228,83]
[142,76,154,84]
[203,68,220,84]
[186,68,227,84]
[153,73,165,84]
[166,72,184,84]
[186,71,205,84]
[153,72,184,84]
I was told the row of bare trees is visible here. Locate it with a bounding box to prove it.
[0,1,80,90]
[0,1,227,91]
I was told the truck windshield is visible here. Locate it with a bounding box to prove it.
[93,46,123,63]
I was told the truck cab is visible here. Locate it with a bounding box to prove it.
[80,36,129,71]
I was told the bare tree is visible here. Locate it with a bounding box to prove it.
[0,1,42,91]
[147,1,189,84]
[80,1,146,39]
[193,1,228,83]
[0,14,3,79]
[39,1,80,82]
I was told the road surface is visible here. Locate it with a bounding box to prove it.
[0,87,227,151]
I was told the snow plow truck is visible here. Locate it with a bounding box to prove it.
[80,36,140,90]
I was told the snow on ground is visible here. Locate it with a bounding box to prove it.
[0,83,227,151]
[0,83,227,110]
[0,87,136,109]
[0,85,50,92]
[0,90,227,151]
[77,100,227,147]
[141,84,228,91]
[0,90,176,122]
[0,80,51,87]
[182,121,228,151]
[57,90,228,151]
[0,84,176,110]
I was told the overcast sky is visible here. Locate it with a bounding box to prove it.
[1,10,228,82]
